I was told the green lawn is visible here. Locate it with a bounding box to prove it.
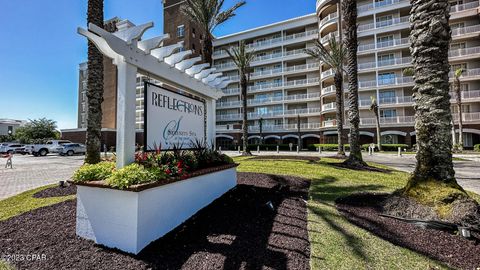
[234,156,454,270]
[0,185,75,222]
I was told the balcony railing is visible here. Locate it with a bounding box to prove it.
[320,32,339,44]
[377,56,412,67]
[322,102,336,111]
[450,1,480,13]
[379,96,413,105]
[321,69,334,78]
[358,16,409,32]
[251,68,283,78]
[357,0,408,13]
[319,12,338,27]
[217,107,323,121]
[449,68,480,79]
[452,112,480,122]
[284,62,320,73]
[323,119,337,127]
[321,85,336,95]
[284,77,320,88]
[360,116,415,125]
[450,90,480,100]
[452,24,480,36]
[359,76,414,89]
[247,122,322,132]
[448,46,480,58]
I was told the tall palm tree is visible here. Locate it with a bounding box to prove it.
[305,37,346,157]
[407,0,457,188]
[225,41,255,155]
[369,96,382,151]
[85,0,104,164]
[342,0,366,166]
[453,68,464,151]
[181,0,246,65]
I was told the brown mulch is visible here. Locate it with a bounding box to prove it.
[251,155,320,162]
[336,193,480,270]
[32,184,76,198]
[0,172,310,270]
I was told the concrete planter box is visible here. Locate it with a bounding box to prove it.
[74,165,237,254]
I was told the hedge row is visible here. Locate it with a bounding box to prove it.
[474,144,480,152]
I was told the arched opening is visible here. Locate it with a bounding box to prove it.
[216,136,234,150]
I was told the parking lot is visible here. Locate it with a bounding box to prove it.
[0,154,84,200]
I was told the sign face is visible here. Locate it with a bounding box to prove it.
[144,82,205,150]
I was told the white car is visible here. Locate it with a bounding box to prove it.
[59,143,86,156]
[0,143,25,154]
[27,140,72,156]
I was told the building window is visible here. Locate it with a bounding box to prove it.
[177,25,185,38]
[380,109,397,118]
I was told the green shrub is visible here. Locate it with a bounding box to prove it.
[72,162,116,183]
[312,144,351,151]
[474,144,480,152]
[106,164,166,189]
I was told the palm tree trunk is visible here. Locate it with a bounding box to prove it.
[240,73,250,155]
[85,0,104,164]
[406,0,457,187]
[343,0,366,167]
[203,35,213,66]
[334,72,345,156]
[454,77,463,151]
[374,110,382,151]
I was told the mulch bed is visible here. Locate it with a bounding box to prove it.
[32,184,76,198]
[251,155,320,162]
[0,172,310,270]
[336,193,480,270]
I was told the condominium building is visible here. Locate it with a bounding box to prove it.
[214,0,480,149]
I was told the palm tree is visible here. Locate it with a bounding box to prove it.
[406,0,458,189]
[342,0,366,166]
[369,96,382,151]
[453,68,464,151]
[225,41,255,155]
[85,0,104,164]
[305,37,346,157]
[181,0,246,65]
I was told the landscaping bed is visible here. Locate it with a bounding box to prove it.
[336,193,480,270]
[0,172,310,270]
[32,184,76,198]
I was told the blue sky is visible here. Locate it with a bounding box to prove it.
[0,0,315,129]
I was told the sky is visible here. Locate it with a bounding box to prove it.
[0,0,316,129]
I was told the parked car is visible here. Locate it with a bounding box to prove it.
[0,143,25,154]
[59,143,86,156]
[27,140,72,156]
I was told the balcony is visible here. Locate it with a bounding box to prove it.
[321,69,334,79]
[319,12,338,28]
[448,46,480,59]
[360,116,415,125]
[358,16,409,32]
[323,119,337,127]
[248,122,322,132]
[284,62,320,73]
[452,25,480,37]
[322,102,336,111]
[379,96,413,105]
[213,30,318,59]
[452,112,480,123]
[359,99,372,107]
[248,81,283,92]
[357,0,408,14]
[321,85,336,95]
[284,107,322,116]
[450,1,480,13]
[284,92,321,102]
[222,88,240,95]
[216,100,242,108]
[359,76,414,89]
[251,68,283,78]
[449,68,480,79]
[320,32,339,44]
[284,77,320,88]
[377,57,412,68]
[450,90,480,101]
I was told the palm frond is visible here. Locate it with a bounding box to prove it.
[305,37,345,73]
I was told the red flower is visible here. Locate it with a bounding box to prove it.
[165,168,171,175]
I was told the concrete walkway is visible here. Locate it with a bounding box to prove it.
[0,155,84,200]
[223,150,480,195]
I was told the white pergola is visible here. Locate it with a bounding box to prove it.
[78,19,231,168]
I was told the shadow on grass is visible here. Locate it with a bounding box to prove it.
[308,176,387,263]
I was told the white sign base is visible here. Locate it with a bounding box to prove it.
[76,167,237,254]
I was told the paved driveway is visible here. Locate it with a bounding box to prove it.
[363,153,480,194]
[0,154,84,200]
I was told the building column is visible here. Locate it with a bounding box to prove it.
[116,60,137,168]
